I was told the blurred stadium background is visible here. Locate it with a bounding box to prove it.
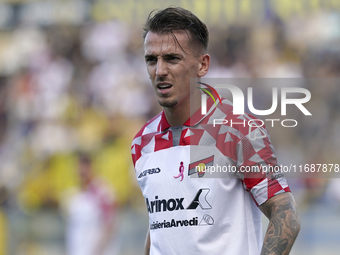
[0,0,339,254]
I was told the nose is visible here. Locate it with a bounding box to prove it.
[155,59,168,77]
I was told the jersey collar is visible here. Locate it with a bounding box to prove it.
[159,96,216,131]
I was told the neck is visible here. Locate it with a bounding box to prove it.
[163,93,201,127]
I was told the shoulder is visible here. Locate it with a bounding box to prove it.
[131,112,163,145]
[131,112,163,166]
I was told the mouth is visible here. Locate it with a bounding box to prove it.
[156,82,173,95]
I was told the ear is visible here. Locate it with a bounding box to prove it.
[197,54,210,77]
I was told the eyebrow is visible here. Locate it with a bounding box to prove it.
[144,53,183,59]
[144,54,155,59]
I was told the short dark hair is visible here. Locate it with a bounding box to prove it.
[143,7,209,53]
[77,152,92,165]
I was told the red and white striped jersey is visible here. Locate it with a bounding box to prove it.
[131,97,290,255]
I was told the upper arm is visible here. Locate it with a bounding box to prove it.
[259,192,299,222]
[259,192,301,255]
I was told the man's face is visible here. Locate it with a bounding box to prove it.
[78,160,93,185]
[144,31,202,109]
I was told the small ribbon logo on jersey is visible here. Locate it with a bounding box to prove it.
[174,161,185,181]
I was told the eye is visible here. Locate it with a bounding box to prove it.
[166,55,181,63]
[145,57,157,64]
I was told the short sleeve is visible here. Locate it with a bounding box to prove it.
[235,121,291,206]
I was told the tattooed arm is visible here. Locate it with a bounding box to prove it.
[259,192,300,255]
[144,228,151,255]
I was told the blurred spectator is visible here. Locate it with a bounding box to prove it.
[64,153,119,255]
